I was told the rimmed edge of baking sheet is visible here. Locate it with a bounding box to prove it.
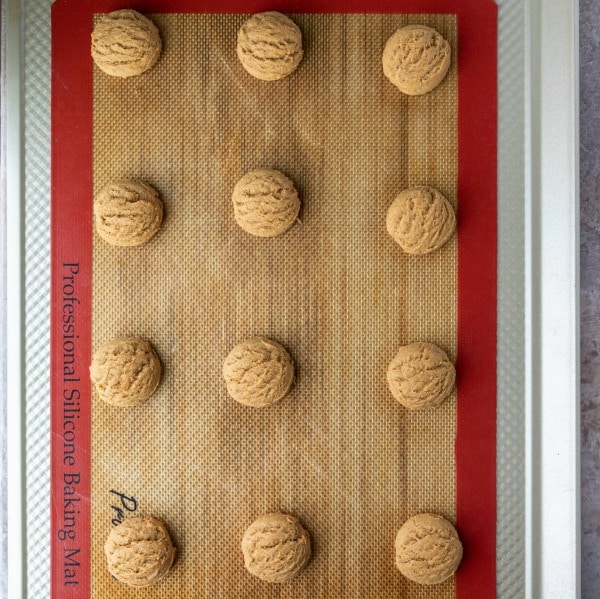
[4,0,580,596]
[526,0,580,595]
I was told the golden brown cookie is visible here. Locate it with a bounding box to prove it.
[242,512,311,583]
[92,10,161,78]
[232,169,300,237]
[237,12,303,81]
[105,517,176,586]
[90,337,162,407]
[386,186,456,255]
[382,25,451,95]
[395,513,463,585]
[387,342,455,410]
[94,180,163,247]
[223,337,294,407]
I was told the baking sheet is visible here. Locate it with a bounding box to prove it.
[4,0,580,597]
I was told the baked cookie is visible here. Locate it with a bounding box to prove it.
[382,25,451,95]
[387,342,455,410]
[395,513,462,585]
[242,513,311,583]
[94,180,163,247]
[232,169,300,237]
[223,337,294,407]
[105,517,176,586]
[90,337,162,407]
[386,186,456,255]
[92,9,162,78]
[237,12,303,80]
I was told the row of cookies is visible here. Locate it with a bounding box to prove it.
[91,335,455,412]
[105,511,461,587]
[92,9,451,95]
[95,174,455,256]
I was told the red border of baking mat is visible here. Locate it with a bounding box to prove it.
[50,1,497,597]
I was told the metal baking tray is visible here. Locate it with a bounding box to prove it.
[4,0,579,596]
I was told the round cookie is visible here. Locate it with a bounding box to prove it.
[223,337,294,407]
[232,169,300,237]
[90,337,162,407]
[386,186,456,255]
[242,513,311,583]
[92,10,161,78]
[105,517,176,586]
[382,25,451,95]
[395,513,463,585]
[94,180,163,247]
[387,342,455,410]
[237,12,303,80]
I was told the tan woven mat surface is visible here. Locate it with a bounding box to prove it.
[91,13,457,598]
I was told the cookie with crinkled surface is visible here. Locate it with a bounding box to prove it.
[105,517,175,586]
[237,12,303,80]
[242,513,311,582]
[387,342,455,410]
[92,10,161,78]
[382,25,451,95]
[386,186,456,255]
[395,513,462,585]
[90,337,162,407]
[223,337,294,407]
[232,169,300,237]
[94,180,163,247]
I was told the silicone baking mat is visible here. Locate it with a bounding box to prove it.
[50,1,497,597]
